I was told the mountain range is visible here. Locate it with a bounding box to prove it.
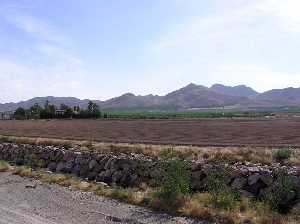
[1,83,300,111]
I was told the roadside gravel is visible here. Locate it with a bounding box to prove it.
[0,172,204,224]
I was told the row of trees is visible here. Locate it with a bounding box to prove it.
[14,101,101,120]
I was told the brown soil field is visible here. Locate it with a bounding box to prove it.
[0,118,300,147]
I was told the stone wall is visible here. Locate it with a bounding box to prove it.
[0,143,299,209]
[0,143,160,187]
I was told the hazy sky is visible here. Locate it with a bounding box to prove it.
[1,0,300,103]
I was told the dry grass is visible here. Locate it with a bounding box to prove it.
[12,166,94,191]
[181,193,300,224]
[1,135,299,165]
[0,160,10,172]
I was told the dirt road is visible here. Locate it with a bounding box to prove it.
[0,172,202,224]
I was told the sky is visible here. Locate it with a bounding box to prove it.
[1,0,300,103]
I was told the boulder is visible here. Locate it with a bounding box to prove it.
[88,159,98,170]
[97,170,113,183]
[87,172,97,181]
[104,157,116,170]
[40,151,50,160]
[47,162,57,172]
[49,150,57,161]
[64,160,74,173]
[119,173,138,186]
[94,156,108,172]
[248,173,261,186]
[128,174,138,185]
[54,150,64,162]
[75,154,89,165]
[63,151,75,162]
[79,164,90,178]
[93,162,104,173]
[56,162,65,173]
[260,173,273,186]
[231,177,247,190]
[112,171,123,183]
[72,164,81,176]
[244,180,266,196]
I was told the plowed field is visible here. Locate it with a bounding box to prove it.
[0,118,300,147]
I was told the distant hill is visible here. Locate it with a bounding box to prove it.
[0,96,101,111]
[101,93,162,109]
[162,83,250,109]
[254,87,300,106]
[210,84,258,97]
[99,83,252,109]
[1,84,300,111]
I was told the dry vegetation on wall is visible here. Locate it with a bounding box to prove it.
[0,135,299,165]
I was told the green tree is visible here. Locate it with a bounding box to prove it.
[48,105,56,118]
[64,107,73,118]
[60,104,69,110]
[44,100,49,109]
[87,101,101,118]
[73,106,80,112]
[40,103,56,119]
[29,103,43,119]
[14,107,26,120]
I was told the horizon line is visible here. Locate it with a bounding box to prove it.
[1,83,300,104]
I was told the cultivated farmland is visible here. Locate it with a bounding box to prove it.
[0,118,300,147]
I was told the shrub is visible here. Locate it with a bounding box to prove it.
[273,148,292,163]
[151,157,190,213]
[264,170,298,213]
[205,166,239,211]
[160,158,190,199]
[211,190,237,211]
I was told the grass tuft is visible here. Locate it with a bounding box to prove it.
[273,148,292,163]
[0,160,10,172]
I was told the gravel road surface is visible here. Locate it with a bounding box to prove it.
[0,172,203,224]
